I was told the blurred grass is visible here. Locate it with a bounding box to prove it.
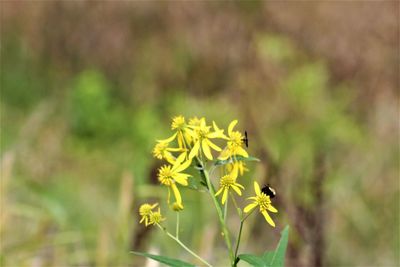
[1,2,399,267]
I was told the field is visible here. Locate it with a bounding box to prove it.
[1,2,399,266]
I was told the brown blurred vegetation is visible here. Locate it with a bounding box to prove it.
[1,1,399,267]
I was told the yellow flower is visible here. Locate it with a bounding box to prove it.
[219,120,248,160]
[148,208,165,226]
[158,153,191,207]
[226,161,248,176]
[139,203,158,226]
[188,118,226,160]
[172,202,184,212]
[215,164,244,205]
[152,141,182,164]
[188,116,202,128]
[244,181,278,227]
[159,116,194,151]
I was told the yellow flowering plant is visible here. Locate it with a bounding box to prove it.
[133,116,289,267]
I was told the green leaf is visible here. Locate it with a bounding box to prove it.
[270,225,290,267]
[130,251,195,267]
[187,176,203,191]
[214,155,260,166]
[262,251,274,265]
[237,254,266,267]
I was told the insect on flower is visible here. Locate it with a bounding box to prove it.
[261,184,276,199]
[242,131,249,148]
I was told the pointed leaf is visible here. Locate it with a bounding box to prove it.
[262,251,274,265]
[214,155,260,166]
[270,225,289,267]
[237,254,266,267]
[131,251,196,267]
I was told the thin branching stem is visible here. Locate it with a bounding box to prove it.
[157,224,212,267]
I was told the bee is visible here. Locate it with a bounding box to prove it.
[261,184,276,199]
[242,131,249,148]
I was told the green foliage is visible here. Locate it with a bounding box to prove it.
[131,251,196,267]
[68,70,126,139]
[214,156,260,166]
[238,226,289,267]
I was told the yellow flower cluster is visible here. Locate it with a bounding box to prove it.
[146,115,277,227]
[139,203,165,227]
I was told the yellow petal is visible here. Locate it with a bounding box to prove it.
[254,181,261,195]
[208,131,226,139]
[189,140,200,159]
[212,121,221,132]
[244,202,258,213]
[231,185,242,196]
[173,158,192,173]
[140,216,145,223]
[236,147,249,157]
[150,203,159,209]
[202,139,213,160]
[206,139,222,152]
[215,187,224,196]
[171,183,182,205]
[173,173,189,186]
[218,149,230,160]
[157,132,177,143]
[172,152,186,170]
[222,188,228,205]
[235,183,245,190]
[228,120,238,136]
[262,210,275,227]
[268,205,278,213]
[230,163,239,179]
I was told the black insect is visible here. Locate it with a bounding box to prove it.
[242,131,249,148]
[261,184,276,199]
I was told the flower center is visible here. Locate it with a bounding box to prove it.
[229,131,243,147]
[158,165,174,186]
[153,142,168,158]
[149,212,163,224]
[139,204,154,216]
[256,193,272,211]
[220,174,235,188]
[171,116,186,130]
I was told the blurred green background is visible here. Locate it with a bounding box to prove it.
[1,2,399,267]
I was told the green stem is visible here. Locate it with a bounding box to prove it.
[233,210,254,266]
[224,195,228,220]
[176,212,180,239]
[157,224,212,267]
[230,192,242,217]
[201,166,235,265]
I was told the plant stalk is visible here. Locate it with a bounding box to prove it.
[157,224,212,267]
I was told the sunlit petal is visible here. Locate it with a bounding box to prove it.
[202,139,213,160]
[236,147,249,157]
[254,181,261,195]
[231,185,242,196]
[262,210,275,227]
[173,173,189,186]
[268,205,278,213]
[244,202,258,213]
[173,158,192,173]
[171,183,182,206]
[157,132,177,143]
[215,187,224,196]
[206,139,222,152]
[228,120,238,135]
[189,140,200,159]
[222,188,228,204]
